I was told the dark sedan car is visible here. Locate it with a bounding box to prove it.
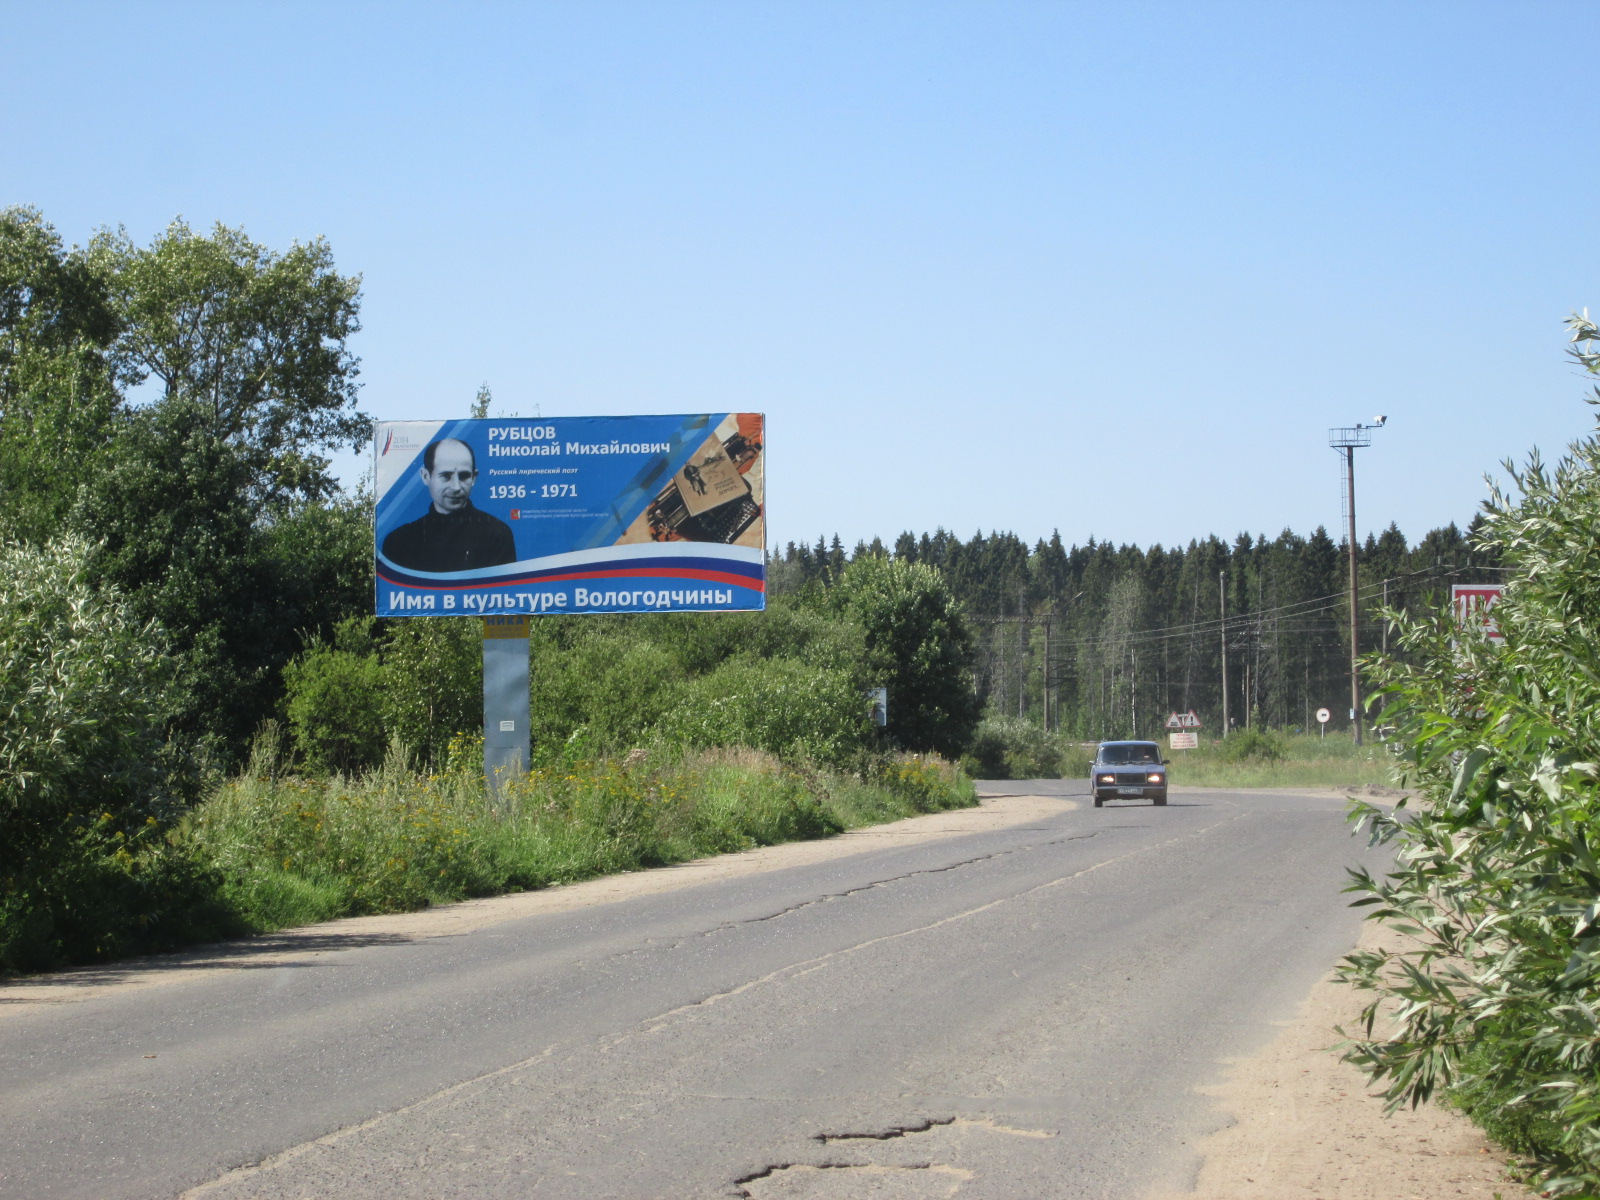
[1090,740,1168,807]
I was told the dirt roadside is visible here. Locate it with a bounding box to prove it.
[1153,783,1532,1200]
[1,787,1532,1197]
[1150,911,1531,1200]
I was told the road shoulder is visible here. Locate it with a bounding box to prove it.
[1152,918,1531,1200]
[0,790,1070,1017]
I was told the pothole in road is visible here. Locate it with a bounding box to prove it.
[817,1116,1055,1144]
[737,1162,972,1199]
[734,1116,1055,1198]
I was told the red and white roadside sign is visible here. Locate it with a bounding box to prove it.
[1164,711,1203,730]
[1169,731,1199,750]
[1452,584,1504,643]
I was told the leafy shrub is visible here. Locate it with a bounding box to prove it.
[0,537,232,971]
[655,656,869,764]
[1214,727,1288,763]
[962,713,1090,779]
[0,537,191,819]
[283,641,387,774]
[378,617,482,766]
[1339,315,1600,1195]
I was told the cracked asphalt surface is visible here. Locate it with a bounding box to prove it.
[0,782,1384,1199]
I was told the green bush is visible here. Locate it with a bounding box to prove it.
[0,537,234,971]
[1338,315,1600,1195]
[656,655,869,764]
[962,713,1090,779]
[1215,727,1288,763]
[283,642,387,774]
[378,617,481,766]
[0,537,190,819]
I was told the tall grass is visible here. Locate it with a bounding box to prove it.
[179,738,976,933]
[1165,729,1396,789]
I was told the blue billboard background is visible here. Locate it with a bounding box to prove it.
[373,414,766,618]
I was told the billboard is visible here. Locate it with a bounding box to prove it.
[375,414,765,617]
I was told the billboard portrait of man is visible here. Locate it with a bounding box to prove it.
[380,438,516,573]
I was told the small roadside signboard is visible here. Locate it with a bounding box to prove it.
[1452,584,1504,643]
[1316,707,1330,724]
[1169,731,1199,750]
[866,687,888,728]
[1166,711,1202,730]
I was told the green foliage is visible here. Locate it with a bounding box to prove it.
[283,640,388,775]
[0,537,234,972]
[2,210,372,755]
[0,537,189,819]
[281,616,484,774]
[88,218,366,507]
[0,207,122,542]
[378,617,482,766]
[963,713,1091,779]
[836,556,981,757]
[1337,314,1600,1195]
[657,655,868,764]
[0,813,238,973]
[525,624,691,753]
[72,398,271,749]
[181,746,976,931]
[1214,727,1289,763]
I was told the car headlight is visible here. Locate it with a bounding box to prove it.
[1147,773,1164,783]
[1098,774,1115,784]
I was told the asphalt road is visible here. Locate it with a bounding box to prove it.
[0,783,1384,1200]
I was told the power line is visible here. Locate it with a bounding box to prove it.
[1010,562,1501,652]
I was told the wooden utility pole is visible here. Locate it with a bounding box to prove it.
[1219,570,1230,738]
[1042,616,1053,732]
[1329,420,1381,746]
[1343,444,1363,746]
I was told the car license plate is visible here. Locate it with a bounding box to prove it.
[1117,787,1142,796]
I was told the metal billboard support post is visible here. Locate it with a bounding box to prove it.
[482,615,531,791]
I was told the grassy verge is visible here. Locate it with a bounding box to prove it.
[178,742,976,934]
[1164,729,1397,790]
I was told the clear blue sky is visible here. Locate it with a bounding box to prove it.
[5,1,1594,555]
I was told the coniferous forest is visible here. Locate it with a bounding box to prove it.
[771,520,1501,740]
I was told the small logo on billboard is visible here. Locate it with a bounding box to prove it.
[509,509,520,520]
[380,430,420,457]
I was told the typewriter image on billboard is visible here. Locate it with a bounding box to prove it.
[646,421,763,545]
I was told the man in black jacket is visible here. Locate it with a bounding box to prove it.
[381,438,516,572]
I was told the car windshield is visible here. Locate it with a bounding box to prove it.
[1101,744,1160,765]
